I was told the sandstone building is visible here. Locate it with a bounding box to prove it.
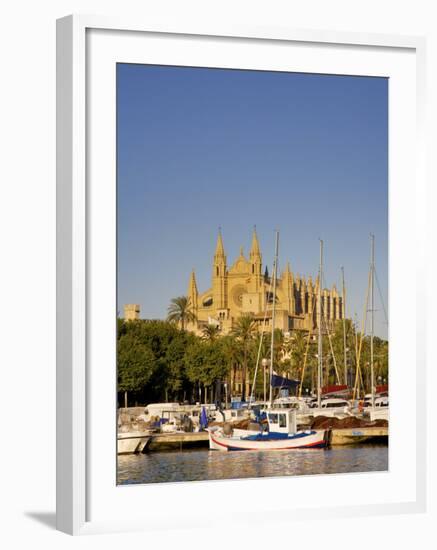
[187,229,344,335]
[123,304,140,321]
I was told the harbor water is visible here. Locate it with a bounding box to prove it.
[117,444,388,485]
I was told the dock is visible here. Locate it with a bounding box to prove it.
[330,426,388,446]
[148,431,209,451]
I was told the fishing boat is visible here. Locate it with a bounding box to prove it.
[208,231,328,452]
[208,408,327,451]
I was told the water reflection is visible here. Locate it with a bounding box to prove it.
[117,445,388,485]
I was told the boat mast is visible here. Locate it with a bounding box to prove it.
[341,266,347,386]
[370,234,375,408]
[317,239,323,408]
[269,230,279,407]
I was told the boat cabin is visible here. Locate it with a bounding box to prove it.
[218,408,250,422]
[320,398,349,411]
[272,397,307,411]
[264,408,297,434]
[374,396,389,407]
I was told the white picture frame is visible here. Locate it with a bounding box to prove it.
[56,14,427,535]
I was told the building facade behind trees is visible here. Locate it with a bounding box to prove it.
[187,228,345,336]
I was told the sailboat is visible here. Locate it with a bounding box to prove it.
[362,235,389,422]
[208,231,329,451]
[306,241,353,419]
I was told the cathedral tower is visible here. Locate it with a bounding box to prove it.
[212,229,227,309]
[186,228,344,337]
[188,269,199,312]
[282,261,294,314]
[249,226,262,291]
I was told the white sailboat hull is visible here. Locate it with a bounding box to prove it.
[208,428,327,451]
[117,431,151,454]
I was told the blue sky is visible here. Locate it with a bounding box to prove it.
[117,64,388,339]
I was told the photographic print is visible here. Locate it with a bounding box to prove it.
[116,64,388,485]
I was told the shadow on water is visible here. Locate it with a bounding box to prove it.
[25,511,56,530]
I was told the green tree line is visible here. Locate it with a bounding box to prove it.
[117,296,388,407]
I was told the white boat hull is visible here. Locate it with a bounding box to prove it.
[117,431,151,454]
[208,428,327,451]
[366,407,389,422]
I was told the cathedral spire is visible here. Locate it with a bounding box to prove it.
[214,227,225,258]
[249,226,262,283]
[212,229,226,309]
[284,261,291,277]
[250,225,261,257]
[188,269,198,295]
[188,269,198,311]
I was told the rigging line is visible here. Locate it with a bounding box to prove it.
[353,267,371,400]
[269,231,280,407]
[374,268,388,325]
[341,266,348,386]
[249,269,274,404]
[298,331,312,398]
[318,280,341,384]
[298,296,317,397]
[320,299,341,385]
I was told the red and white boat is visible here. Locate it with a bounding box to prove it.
[208,409,328,452]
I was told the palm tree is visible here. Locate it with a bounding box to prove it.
[167,296,196,331]
[272,328,284,366]
[202,324,221,342]
[231,314,257,402]
[283,331,311,391]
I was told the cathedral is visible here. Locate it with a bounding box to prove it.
[187,228,344,335]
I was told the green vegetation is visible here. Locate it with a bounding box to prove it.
[117,301,388,407]
[166,296,196,330]
[231,314,257,402]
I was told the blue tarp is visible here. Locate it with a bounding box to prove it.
[270,374,300,389]
[242,430,316,441]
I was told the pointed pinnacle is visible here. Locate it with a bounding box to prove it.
[250,226,261,256]
[215,229,225,256]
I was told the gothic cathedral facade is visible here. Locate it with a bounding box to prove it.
[187,229,344,336]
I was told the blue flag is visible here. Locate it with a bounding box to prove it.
[200,406,208,429]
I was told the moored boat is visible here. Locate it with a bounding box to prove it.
[310,397,352,418]
[117,431,151,454]
[208,408,328,451]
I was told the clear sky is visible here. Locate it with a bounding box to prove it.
[117,64,388,339]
